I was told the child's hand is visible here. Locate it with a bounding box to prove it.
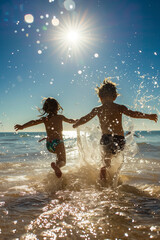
[149,114,158,122]
[72,119,79,128]
[14,124,23,131]
[73,122,79,128]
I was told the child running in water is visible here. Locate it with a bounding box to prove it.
[73,79,158,180]
[14,97,77,178]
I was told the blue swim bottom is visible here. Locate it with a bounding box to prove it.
[46,139,63,153]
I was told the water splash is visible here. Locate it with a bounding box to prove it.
[76,125,126,188]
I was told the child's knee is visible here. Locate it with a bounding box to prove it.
[56,160,66,168]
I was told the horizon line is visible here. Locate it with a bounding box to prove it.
[0,129,160,133]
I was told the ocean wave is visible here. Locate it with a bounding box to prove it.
[1,138,20,141]
[0,161,28,170]
[137,142,160,151]
[119,183,160,199]
[0,152,6,156]
[1,157,160,200]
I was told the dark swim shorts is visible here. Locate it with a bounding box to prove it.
[100,134,126,154]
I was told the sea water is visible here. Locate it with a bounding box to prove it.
[0,130,160,239]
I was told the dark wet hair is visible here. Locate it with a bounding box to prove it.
[95,78,119,99]
[39,97,63,116]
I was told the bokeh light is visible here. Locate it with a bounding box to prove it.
[64,0,76,11]
[51,17,60,27]
[94,53,99,58]
[24,14,34,24]
[38,50,42,54]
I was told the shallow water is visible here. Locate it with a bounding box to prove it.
[0,131,160,239]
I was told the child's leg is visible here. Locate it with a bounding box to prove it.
[51,143,66,178]
[55,143,66,168]
[100,167,107,180]
[100,149,112,180]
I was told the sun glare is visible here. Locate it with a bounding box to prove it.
[51,12,96,57]
[66,30,80,43]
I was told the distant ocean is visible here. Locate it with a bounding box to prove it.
[0,130,160,239]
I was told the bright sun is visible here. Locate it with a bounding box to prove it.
[51,12,96,57]
[66,30,80,43]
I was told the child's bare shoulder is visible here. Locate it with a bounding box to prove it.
[92,105,102,113]
[57,114,67,121]
[94,104,103,110]
[114,104,129,114]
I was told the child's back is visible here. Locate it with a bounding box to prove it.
[43,114,69,141]
[92,102,125,136]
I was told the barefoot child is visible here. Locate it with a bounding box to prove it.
[14,97,77,178]
[73,78,158,180]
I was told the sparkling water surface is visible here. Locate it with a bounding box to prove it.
[0,130,160,239]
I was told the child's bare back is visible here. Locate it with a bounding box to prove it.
[92,101,157,136]
[43,114,74,141]
[92,102,125,136]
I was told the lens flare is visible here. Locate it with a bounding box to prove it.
[24,14,34,24]
[64,0,76,11]
[38,50,42,54]
[51,17,60,27]
[94,53,99,58]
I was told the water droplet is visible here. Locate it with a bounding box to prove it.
[38,50,42,54]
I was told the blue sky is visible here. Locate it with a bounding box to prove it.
[0,0,159,132]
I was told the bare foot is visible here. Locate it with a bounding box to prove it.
[51,162,62,178]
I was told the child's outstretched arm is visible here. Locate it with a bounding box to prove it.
[14,119,43,131]
[62,116,77,124]
[73,108,97,128]
[121,105,158,122]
